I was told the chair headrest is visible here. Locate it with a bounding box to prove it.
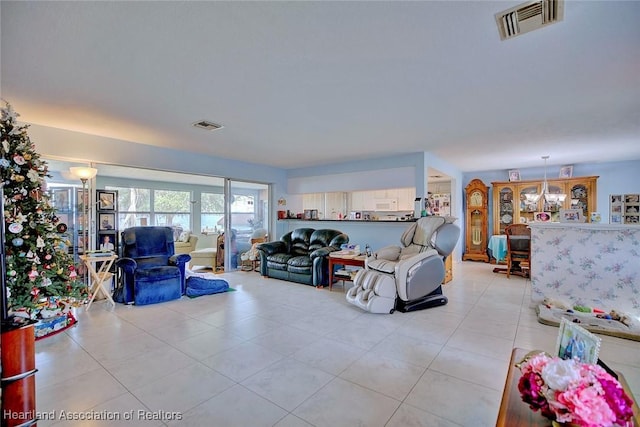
[401,216,446,247]
[122,226,175,258]
[432,223,461,257]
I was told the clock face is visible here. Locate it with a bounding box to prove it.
[470,190,483,207]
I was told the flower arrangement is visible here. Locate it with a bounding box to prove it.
[518,352,634,427]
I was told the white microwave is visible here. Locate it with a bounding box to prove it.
[373,199,398,211]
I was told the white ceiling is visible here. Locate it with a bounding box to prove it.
[2,1,639,173]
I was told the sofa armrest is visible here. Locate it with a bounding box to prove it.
[309,246,334,259]
[115,257,137,274]
[169,253,191,267]
[257,241,286,256]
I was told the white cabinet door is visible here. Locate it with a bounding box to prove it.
[325,192,346,219]
[351,191,375,211]
[397,187,416,211]
[350,191,365,211]
[303,193,323,211]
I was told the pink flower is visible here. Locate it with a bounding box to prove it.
[517,352,634,427]
[518,372,550,412]
[557,386,616,426]
[520,353,549,376]
[597,375,634,424]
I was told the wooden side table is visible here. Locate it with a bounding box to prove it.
[80,253,117,310]
[497,348,639,427]
[328,255,365,291]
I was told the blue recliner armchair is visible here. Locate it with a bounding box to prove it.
[115,226,191,305]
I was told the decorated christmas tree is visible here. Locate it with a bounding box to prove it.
[1,100,83,317]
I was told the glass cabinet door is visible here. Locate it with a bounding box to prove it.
[544,183,565,221]
[519,185,539,224]
[498,187,514,234]
[570,184,589,218]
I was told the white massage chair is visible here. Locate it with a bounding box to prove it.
[346,216,460,314]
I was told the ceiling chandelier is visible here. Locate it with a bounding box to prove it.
[524,156,567,204]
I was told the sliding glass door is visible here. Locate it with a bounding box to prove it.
[226,179,270,271]
[42,157,271,273]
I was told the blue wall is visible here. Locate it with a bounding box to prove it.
[463,159,640,235]
[284,152,465,258]
[31,121,639,250]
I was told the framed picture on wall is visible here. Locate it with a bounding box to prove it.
[98,233,117,252]
[508,169,521,182]
[97,190,117,211]
[99,213,116,230]
[559,165,573,178]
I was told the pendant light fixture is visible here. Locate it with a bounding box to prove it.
[524,156,567,205]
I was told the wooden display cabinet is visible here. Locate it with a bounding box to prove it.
[492,176,598,234]
[463,178,489,262]
[443,255,453,283]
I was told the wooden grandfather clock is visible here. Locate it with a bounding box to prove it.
[463,179,489,262]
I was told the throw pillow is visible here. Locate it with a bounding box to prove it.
[179,230,191,242]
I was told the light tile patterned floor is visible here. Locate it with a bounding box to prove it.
[34,262,640,426]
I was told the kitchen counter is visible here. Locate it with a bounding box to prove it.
[528,222,640,317]
[278,218,417,223]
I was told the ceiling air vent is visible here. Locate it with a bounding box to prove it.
[193,120,223,131]
[495,0,564,41]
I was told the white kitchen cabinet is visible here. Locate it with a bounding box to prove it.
[303,193,324,211]
[350,191,375,211]
[325,192,346,219]
[396,187,416,211]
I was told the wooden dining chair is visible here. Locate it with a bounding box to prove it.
[504,224,531,278]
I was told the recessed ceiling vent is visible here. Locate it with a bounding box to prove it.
[495,0,564,41]
[193,120,223,131]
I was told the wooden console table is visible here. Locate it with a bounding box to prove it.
[497,348,639,427]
